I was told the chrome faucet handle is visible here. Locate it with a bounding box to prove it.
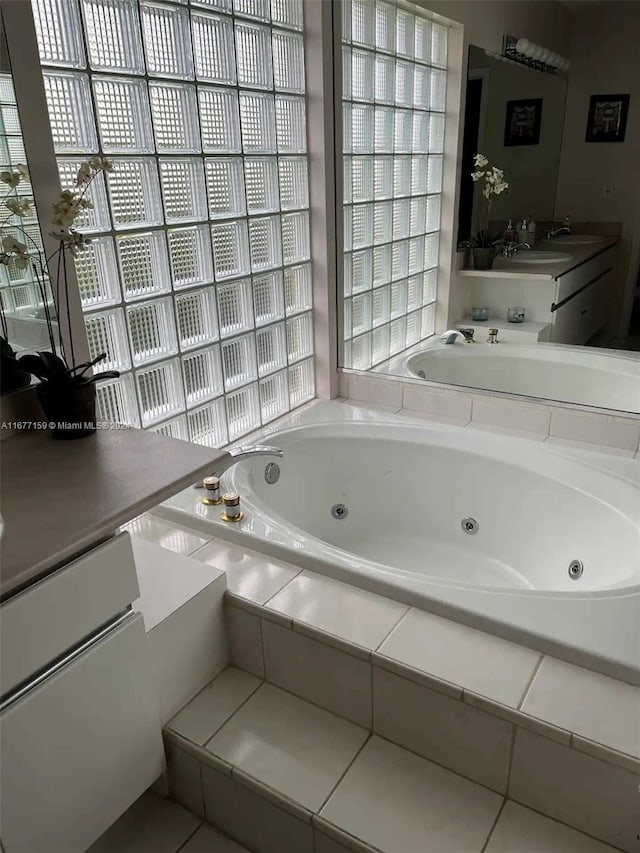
[458,328,475,342]
[487,328,499,344]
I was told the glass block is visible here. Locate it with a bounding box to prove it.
[284,263,311,314]
[411,156,428,195]
[414,16,432,64]
[175,287,218,352]
[182,345,223,405]
[117,230,170,300]
[260,369,289,423]
[175,287,219,350]
[341,0,351,43]
[74,237,120,308]
[395,60,413,108]
[127,296,178,365]
[425,194,441,233]
[6,138,26,163]
[423,268,437,304]
[408,196,426,237]
[221,333,257,389]
[351,0,374,47]
[412,111,429,153]
[226,383,261,440]
[343,206,352,252]
[391,240,408,280]
[168,225,213,290]
[373,106,393,153]
[286,312,312,362]
[422,302,436,338]
[187,398,228,448]
[373,201,392,244]
[351,332,371,370]
[205,158,246,219]
[256,322,286,376]
[1,104,20,134]
[141,1,194,79]
[373,156,393,199]
[240,93,277,153]
[408,236,425,274]
[374,55,395,104]
[0,74,15,104]
[406,309,421,347]
[217,278,254,337]
[278,157,308,210]
[390,278,407,319]
[159,158,208,223]
[192,0,232,9]
[372,284,390,326]
[342,47,352,100]
[352,104,375,154]
[211,221,250,280]
[135,358,185,425]
[43,71,98,153]
[81,0,145,73]
[407,274,423,312]
[33,0,86,68]
[372,244,391,287]
[371,323,390,365]
[273,30,305,93]
[254,270,284,325]
[96,373,140,426]
[393,156,411,197]
[58,159,110,232]
[275,95,306,153]
[343,297,352,340]
[199,87,241,153]
[289,356,314,406]
[413,65,430,110]
[281,211,309,264]
[343,104,352,154]
[271,0,303,30]
[427,154,443,194]
[249,216,282,271]
[430,68,447,112]
[234,0,270,20]
[107,158,163,229]
[93,76,153,153]
[246,158,280,214]
[236,22,273,89]
[352,203,373,249]
[375,2,396,53]
[394,110,413,154]
[396,8,414,58]
[352,156,373,202]
[151,414,188,442]
[425,232,439,268]
[84,307,131,371]
[432,23,448,68]
[392,199,410,240]
[351,292,371,337]
[350,248,372,294]
[390,316,406,355]
[149,82,201,153]
[192,12,236,83]
[352,50,374,102]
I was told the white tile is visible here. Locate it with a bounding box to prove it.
[181,823,251,853]
[165,737,204,818]
[226,603,264,678]
[378,609,540,707]
[262,621,372,727]
[191,540,301,604]
[402,384,473,420]
[396,408,470,427]
[88,792,199,853]
[168,666,261,746]
[201,763,314,853]
[314,826,376,853]
[265,571,408,651]
[132,537,225,631]
[206,683,368,812]
[469,422,547,442]
[320,736,502,853]
[545,435,636,458]
[347,374,403,408]
[485,801,619,853]
[521,657,640,758]
[124,514,212,556]
[549,409,640,451]
[509,728,640,851]
[472,397,550,435]
[373,667,513,792]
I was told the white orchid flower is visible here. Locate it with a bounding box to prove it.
[5,197,31,217]
[473,153,489,168]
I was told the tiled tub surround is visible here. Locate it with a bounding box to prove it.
[155,401,640,683]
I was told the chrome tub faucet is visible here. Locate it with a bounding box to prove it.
[502,242,532,257]
[545,225,572,239]
[195,444,284,487]
[440,328,474,344]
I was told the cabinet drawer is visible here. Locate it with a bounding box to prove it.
[1,532,139,696]
[551,273,609,345]
[555,245,616,304]
[0,612,164,853]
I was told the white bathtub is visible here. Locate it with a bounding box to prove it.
[395,341,640,414]
[160,403,640,683]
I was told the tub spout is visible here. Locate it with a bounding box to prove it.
[440,329,473,344]
[195,444,284,487]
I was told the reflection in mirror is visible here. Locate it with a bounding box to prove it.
[0,11,58,395]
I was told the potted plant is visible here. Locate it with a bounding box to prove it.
[0,158,120,438]
[468,153,509,270]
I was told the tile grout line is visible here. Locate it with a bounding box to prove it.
[504,725,519,799]
[173,820,203,853]
[371,605,412,653]
[315,733,372,816]
[479,797,507,853]
[516,654,544,710]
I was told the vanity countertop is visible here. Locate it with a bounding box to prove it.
[0,426,226,600]
[459,237,618,280]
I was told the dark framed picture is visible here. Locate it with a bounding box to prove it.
[504,98,542,146]
[585,94,630,142]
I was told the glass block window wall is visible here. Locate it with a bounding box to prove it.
[342,0,447,370]
[33,0,315,445]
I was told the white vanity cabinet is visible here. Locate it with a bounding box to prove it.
[550,245,616,345]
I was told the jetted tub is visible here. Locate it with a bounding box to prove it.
[402,341,640,413]
[159,404,640,683]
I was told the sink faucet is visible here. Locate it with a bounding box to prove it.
[545,225,572,239]
[440,328,474,344]
[502,242,532,257]
[194,444,284,487]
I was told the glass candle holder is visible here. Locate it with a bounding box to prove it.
[507,307,526,323]
[471,306,490,321]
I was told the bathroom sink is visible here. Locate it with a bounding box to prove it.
[544,234,605,245]
[504,251,572,264]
